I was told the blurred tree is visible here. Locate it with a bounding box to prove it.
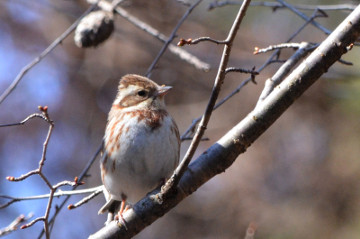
[1,1,360,239]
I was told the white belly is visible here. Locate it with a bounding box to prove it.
[102,112,179,203]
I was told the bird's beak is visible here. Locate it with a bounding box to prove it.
[157,85,172,97]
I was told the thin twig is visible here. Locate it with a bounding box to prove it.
[6,169,39,182]
[0,199,18,210]
[53,179,84,189]
[0,4,98,106]
[0,113,49,128]
[3,107,53,238]
[181,3,324,140]
[337,58,353,65]
[21,217,45,230]
[180,78,254,140]
[225,67,258,75]
[284,7,327,46]
[2,107,86,239]
[276,0,331,35]
[0,214,33,237]
[178,37,228,46]
[226,66,258,84]
[200,20,317,126]
[181,47,283,141]
[4,108,53,184]
[161,0,253,197]
[146,0,203,77]
[37,143,103,239]
[89,0,211,71]
[208,1,356,12]
[67,187,103,210]
[256,42,313,106]
[0,186,104,207]
[272,8,327,61]
[214,6,326,116]
[254,42,304,54]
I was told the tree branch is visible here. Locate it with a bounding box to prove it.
[0,4,98,106]
[255,41,314,105]
[276,0,331,34]
[145,0,203,76]
[179,3,323,141]
[88,5,360,238]
[37,143,103,239]
[208,1,356,12]
[89,0,211,71]
[0,214,33,237]
[160,0,252,198]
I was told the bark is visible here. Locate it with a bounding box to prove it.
[89,5,360,239]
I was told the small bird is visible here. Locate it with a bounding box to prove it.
[99,74,180,221]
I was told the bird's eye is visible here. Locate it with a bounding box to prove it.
[137,90,147,97]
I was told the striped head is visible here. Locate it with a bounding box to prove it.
[112,74,172,111]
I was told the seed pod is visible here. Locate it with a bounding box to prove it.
[74,10,114,48]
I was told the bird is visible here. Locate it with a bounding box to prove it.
[98,74,180,222]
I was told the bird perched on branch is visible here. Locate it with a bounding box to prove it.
[99,74,180,223]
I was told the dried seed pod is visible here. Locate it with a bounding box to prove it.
[74,10,114,48]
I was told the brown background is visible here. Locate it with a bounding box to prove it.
[1,0,360,238]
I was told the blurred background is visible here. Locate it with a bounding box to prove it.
[1,0,360,238]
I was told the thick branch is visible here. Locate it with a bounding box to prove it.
[256,42,313,105]
[89,4,360,239]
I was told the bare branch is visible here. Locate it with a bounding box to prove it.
[89,6,360,237]
[0,4,98,105]
[180,4,326,141]
[337,58,353,65]
[1,107,85,239]
[225,66,259,84]
[0,186,103,205]
[0,214,33,237]
[208,1,356,12]
[283,7,328,45]
[53,179,84,190]
[181,49,279,141]
[161,0,252,201]
[89,0,211,71]
[146,0,203,76]
[178,37,228,46]
[225,66,258,75]
[6,169,39,182]
[0,198,18,210]
[256,42,314,105]
[254,42,307,54]
[37,143,103,238]
[276,0,331,35]
[5,107,54,238]
[21,217,45,230]
[0,113,48,128]
[67,187,103,210]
